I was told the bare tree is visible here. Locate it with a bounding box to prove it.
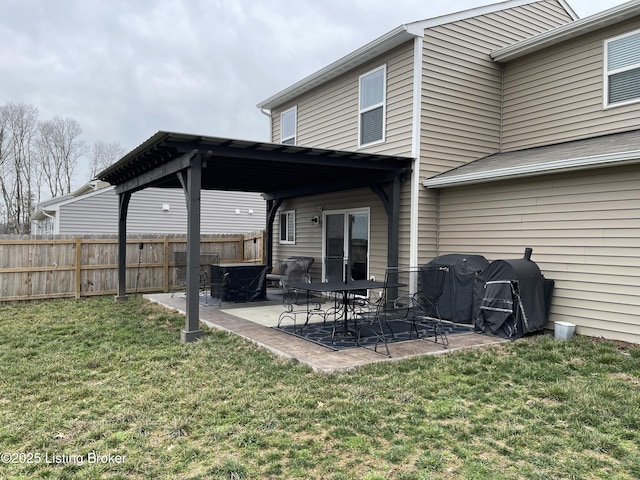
[35,117,87,199]
[89,140,126,179]
[0,103,39,233]
[0,102,125,233]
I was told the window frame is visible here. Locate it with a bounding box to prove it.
[358,65,386,148]
[603,28,640,108]
[279,210,295,244]
[280,106,297,145]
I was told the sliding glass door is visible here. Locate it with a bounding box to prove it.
[323,209,369,282]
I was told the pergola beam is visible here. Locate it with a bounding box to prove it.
[114,150,198,195]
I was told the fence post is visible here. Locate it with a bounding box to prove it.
[163,236,169,292]
[75,236,82,299]
[238,236,244,262]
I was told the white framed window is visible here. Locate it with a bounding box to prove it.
[604,29,640,107]
[280,107,297,145]
[279,210,295,244]
[359,65,386,147]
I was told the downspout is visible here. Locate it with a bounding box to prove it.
[260,106,277,271]
[42,210,56,235]
[409,35,423,269]
[259,107,273,142]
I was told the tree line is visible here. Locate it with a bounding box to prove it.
[0,102,126,234]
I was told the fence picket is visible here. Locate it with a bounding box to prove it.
[0,232,265,301]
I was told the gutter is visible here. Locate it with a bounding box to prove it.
[491,0,640,62]
[423,150,640,188]
[42,210,56,234]
[256,25,422,110]
[259,107,272,142]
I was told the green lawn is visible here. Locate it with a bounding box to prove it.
[0,296,639,479]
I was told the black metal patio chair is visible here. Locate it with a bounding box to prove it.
[395,265,449,347]
[277,261,325,333]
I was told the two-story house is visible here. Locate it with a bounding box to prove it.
[256,0,640,343]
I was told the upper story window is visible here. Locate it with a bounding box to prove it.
[280,107,297,145]
[359,65,386,147]
[605,29,640,107]
[279,210,295,244]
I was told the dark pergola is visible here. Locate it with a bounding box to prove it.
[99,131,413,342]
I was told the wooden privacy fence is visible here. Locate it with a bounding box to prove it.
[0,232,266,302]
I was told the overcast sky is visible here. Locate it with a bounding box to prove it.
[0,0,631,187]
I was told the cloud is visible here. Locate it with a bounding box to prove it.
[0,0,629,186]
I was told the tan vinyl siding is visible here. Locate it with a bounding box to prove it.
[501,17,640,151]
[436,165,640,343]
[271,42,415,157]
[269,43,416,273]
[417,0,573,262]
[420,1,573,177]
[272,188,390,282]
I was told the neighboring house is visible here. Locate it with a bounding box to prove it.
[256,0,640,343]
[31,180,266,235]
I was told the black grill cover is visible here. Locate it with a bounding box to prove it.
[473,254,552,338]
[424,254,489,324]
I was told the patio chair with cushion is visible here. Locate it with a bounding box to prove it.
[267,256,315,287]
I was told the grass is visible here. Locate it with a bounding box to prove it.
[1,296,639,479]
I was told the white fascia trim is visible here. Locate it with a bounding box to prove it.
[257,26,421,110]
[256,0,546,110]
[56,185,116,208]
[423,150,640,188]
[491,0,640,62]
[406,0,538,30]
[558,0,579,21]
[30,207,58,222]
[409,36,423,270]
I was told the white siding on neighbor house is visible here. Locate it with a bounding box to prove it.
[271,41,415,158]
[417,0,574,262]
[436,165,640,344]
[58,187,266,235]
[501,17,640,151]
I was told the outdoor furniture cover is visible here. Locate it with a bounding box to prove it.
[472,249,553,338]
[423,254,489,324]
[211,263,268,302]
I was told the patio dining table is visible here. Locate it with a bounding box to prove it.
[287,279,387,335]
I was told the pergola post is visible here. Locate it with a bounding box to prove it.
[371,176,402,299]
[387,176,401,269]
[179,154,204,343]
[371,176,401,269]
[115,192,131,301]
[265,198,282,271]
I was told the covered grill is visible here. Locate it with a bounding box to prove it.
[473,248,553,338]
[424,254,489,324]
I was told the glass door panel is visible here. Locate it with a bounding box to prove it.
[348,213,368,281]
[323,210,369,282]
[324,213,345,282]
